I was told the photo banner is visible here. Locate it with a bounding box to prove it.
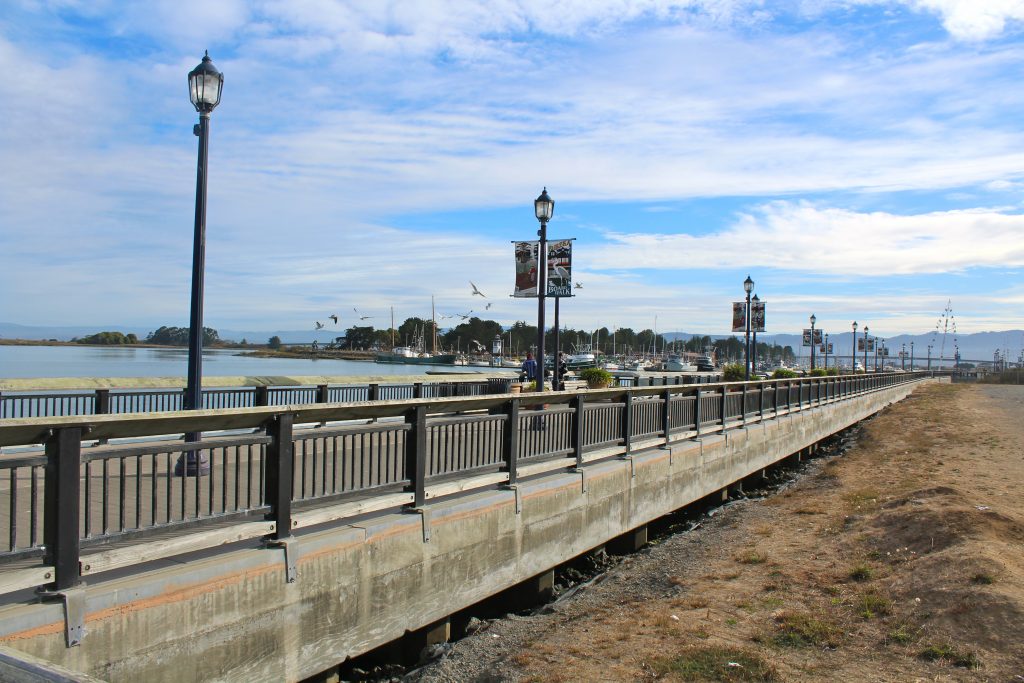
[751,301,766,332]
[812,329,823,345]
[858,337,865,352]
[732,303,746,332]
[867,338,876,352]
[546,240,573,297]
[820,342,833,354]
[802,329,812,346]
[513,241,539,297]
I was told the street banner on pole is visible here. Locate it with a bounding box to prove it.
[513,241,539,297]
[812,329,823,345]
[802,329,812,346]
[867,338,875,352]
[820,342,833,354]
[732,303,746,332]
[751,301,766,332]
[858,338,866,352]
[546,240,572,297]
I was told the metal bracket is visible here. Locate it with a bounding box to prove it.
[408,507,432,542]
[37,585,86,647]
[572,468,588,494]
[502,485,522,514]
[265,537,297,583]
[618,454,635,478]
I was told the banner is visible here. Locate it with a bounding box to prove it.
[820,342,833,354]
[732,303,746,332]
[858,338,865,352]
[751,301,766,332]
[867,338,875,352]
[802,329,812,346]
[513,241,539,297]
[812,329,823,345]
[546,240,573,297]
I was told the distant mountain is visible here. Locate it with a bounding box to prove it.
[3,322,1020,361]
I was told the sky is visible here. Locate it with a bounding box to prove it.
[2,0,1024,340]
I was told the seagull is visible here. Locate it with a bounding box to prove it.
[470,281,486,297]
[314,321,325,330]
[574,282,583,289]
[328,314,338,324]
[352,307,374,321]
[458,310,474,320]
[485,302,492,310]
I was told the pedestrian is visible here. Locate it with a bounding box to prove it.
[522,352,537,385]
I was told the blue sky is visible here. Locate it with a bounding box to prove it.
[2,0,1024,339]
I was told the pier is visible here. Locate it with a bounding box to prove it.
[0,372,938,680]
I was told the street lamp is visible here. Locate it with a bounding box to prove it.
[901,343,906,371]
[851,321,858,372]
[751,294,760,375]
[809,314,817,371]
[910,341,915,371]
[180,51,224,477]
[863,325,869,373]
[534,188,554,392]
[823,332,829,369]
[743,275,754,380]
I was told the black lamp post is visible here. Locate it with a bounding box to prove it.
[534,188,554,392]
[179,51,223,476]
[851,321,858,372]
[743,275,753,380]
[927,344,932,373]
[751,293,759,375]
[910,341,915,371]
[901,343,906,371]
[809,314,817,370]
[863,325,869,373]
[823,332,829,369]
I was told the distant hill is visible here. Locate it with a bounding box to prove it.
[3,322,1020,361]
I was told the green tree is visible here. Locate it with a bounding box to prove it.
[267,336,282,350]
[76,331,135,345]
[344,325,377,349]
[146,326,218,346]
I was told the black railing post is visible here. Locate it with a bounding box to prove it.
[44,428,83,591]
[404,406,427,507]
[759,382,765,418]
[264,414,294,540]
[662,389,672,447]
[254,385,269,407]
[621,391,633,454]
[413,383,423,399]
[502,399,520,485]
[694,388,702,435]
[571,394,585,467]
[741,384,747,426]
[720,387,728,427]
[316,384,329,404]
[94,389,110,416]
[368,383,380,402]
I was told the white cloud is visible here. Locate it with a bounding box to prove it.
[589,202,1024,275]
[908,0,1024,40]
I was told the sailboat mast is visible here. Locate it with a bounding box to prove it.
[431,296,437,355]
[391,306,395,349]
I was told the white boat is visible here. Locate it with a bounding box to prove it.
[662,354,697,372]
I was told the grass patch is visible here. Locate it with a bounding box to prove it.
[844,489,881,512]
[918,644,980,669]
[849,564,874,582]
[737,551,768,565]
[652,646,779,681]
[856,592,892,619]
[772,612,841,648]
[971,572,995,585]
[889,624,915,644]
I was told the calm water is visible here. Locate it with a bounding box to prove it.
[0,345,498,380]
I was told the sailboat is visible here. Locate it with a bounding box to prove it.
[375,298,458,365]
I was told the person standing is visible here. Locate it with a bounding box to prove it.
[522,352,538,384]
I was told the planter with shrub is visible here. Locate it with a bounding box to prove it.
[579,368,613,389]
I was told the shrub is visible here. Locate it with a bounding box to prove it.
[722,363,746,381]
[771,368,798,379]
[808,368,828,377]
[579,367,612,388]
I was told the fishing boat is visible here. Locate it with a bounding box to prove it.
[695,354,716,372]
[662,354,698,372]
[375,347,458,365]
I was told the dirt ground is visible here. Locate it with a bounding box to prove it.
[414,382,1024,682]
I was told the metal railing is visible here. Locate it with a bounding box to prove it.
[0,372,930,592]
[0,379,507,419]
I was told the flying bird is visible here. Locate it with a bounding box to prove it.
[352,307,374,321]
[458,310,474,320]
[574,282,583,289]
[485,302,492,310]
[328,314,338,324]
[314,321,325,330]
[470,281,486,297]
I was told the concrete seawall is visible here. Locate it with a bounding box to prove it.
[0,379,934,681]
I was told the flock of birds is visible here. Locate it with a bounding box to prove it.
[313,281,583,330]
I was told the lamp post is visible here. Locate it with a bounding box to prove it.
[927,344,932,373]
[809,314,817,371]
[743,275,753,380]
[863,325,869,373]
[179,51,223,477]
[851,321,858,372]
[751,293,759,375]
[823,332,829,369]
[901,343,906,371]
[534,188,554,392]
[910,341,915,371]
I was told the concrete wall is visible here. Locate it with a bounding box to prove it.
[0,380,930,681]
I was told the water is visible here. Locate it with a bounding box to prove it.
[0,345,498,380]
